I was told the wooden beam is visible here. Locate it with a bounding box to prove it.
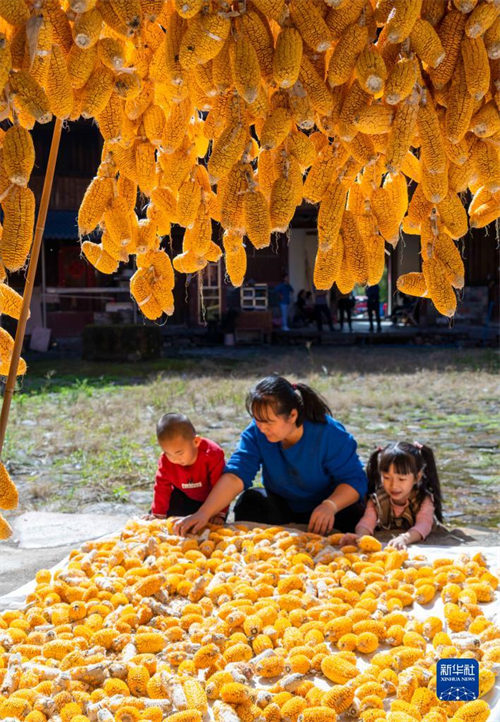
[0,118,63,456]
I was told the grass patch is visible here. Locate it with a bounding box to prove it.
[4,347,499,527]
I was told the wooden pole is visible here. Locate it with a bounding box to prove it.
[0,118,63,457]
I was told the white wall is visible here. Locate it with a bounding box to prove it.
[288,228,319,299]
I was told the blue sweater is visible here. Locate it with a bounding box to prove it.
[225,416,367,513]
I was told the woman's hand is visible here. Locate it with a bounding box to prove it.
[174,510,210,536]
[308,501,336,535]
[141,513,166,520]
[338,532,359,547]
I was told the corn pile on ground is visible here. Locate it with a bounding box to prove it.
[0,520,498,721]
[0,0,499,330]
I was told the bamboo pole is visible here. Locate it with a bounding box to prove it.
[0,118,63,457]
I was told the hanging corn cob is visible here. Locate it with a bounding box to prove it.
[0,0,497,329]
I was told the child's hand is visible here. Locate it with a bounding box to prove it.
[174,510,210,536]
[208,513,226,526]
[142,513,166,520]
[338,532,359,547]
[387,533,410,549]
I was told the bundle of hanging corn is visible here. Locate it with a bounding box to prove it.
[0,520,498,720]
[0,0,499,320]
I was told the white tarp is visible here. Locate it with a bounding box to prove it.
[0,524,498,718]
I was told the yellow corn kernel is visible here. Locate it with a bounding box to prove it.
[220,682,254,706]
[356,46,387,95]
[179,12,231,69]
[451,699,490,722]
[9,69,51,124]
[289,0,331,52]
[465,3,500,38]
[430,9,466,89]
[3,125,34,187]
[321,655,359,685]
[73,7,102,48]
[410,18,445,68]
[164,711,202,722]
[229,33,260,104]
[386,0,422,43]
[297,707,337,722]
[357,632,379,654]
[0,185,35,272]
[322,684,354,714]
[81,64,114,118]
[273,27,303,89]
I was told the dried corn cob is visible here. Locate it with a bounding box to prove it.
[461,36,491,100]
[431,9,467,88]
[417,90,447,175]
[422,256,457,317]
[230,34,261,105]
[397,272,427,297]
[239,8,274,83]
[46,45,73,119]
[355,46,387,95]
[410,19,445,68]
[384,57,418,105]
[273,27,303,90]
[0,185,35,271]
[2,124,34,187]
[9,69,51,123]
[289,0,332,53]
[78,176,114,236]
[179,12,231,70]
[327,21,369,88]
[0,461,18,510]
[465,3,500,39]
[386,0,422,43]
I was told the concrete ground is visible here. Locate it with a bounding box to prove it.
[0,512,129,600]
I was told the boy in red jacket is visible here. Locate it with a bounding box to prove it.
[149,412,226,523]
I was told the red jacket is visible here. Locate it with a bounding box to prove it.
[151,438,225,515]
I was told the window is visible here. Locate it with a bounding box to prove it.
[198,262,222,323]
[240,284,269,310]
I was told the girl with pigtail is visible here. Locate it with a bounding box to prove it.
[176,375,367,536]
[340,441,443,549]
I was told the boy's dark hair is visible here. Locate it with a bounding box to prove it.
[366,441,443,521]
[157,413,196,442]
[246,375,331,426]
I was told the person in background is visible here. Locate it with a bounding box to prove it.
[147,413,226,523]
[275,273,294,331]
[366,284,382,333]
[294,289,308,326]
[337,290,354,332]
[340,441,443,549]
[391,291,419,326]
[314,288,334,332]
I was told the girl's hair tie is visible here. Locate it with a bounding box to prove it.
[292,383,297,390]
[413,441,423,450]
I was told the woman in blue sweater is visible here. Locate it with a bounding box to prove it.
[176,376,367,535]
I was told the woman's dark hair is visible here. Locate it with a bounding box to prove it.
[366,441,443,521]
[245,375,331,426]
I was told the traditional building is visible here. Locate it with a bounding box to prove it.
[7,119,498,344]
